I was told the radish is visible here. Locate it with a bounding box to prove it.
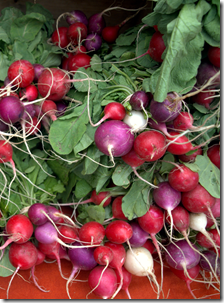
[0,214,33,250]
[66,242,97,299]
[148,118,170,137]
[105,220,133,245]
[148,31,166,62]
[111,196,128,220]
[37,68,71,101]
[7,241,38,298]
[196,229,220,249]
[166,131,193,155]
[33,63,45,82]
[28,203,49,226]
[200,250,220,277]
[88,266,117,299]
[94,120,135,159]
[93,102,126,127]
[129,90,150,111]
[142,239,156,255]
[68,53,91,72]
[24,116,41,135]
[165,239,200,271]
[191,90,216,109]
[51,27,70,48]
[19,84,38,101]
[208,46,220,68]
[0,95,25,124]
[56,101,67,117]
[196,62,220,88]
[75,189,111,207]
[129,221,149,248]
[150,93,182,123]
[172,112,194,131]
[41,100,57,121]
[165,205,190,236]
[114,266,132,299]
[93,245,114,266]
[169,264,200,299]
[181,183,216,213]
[204,198,220,228]
[7,59,35,88]
[57,225,79,244]
[133,130,167,162]
[66,10,88,27]
[102,25,120,43]
[78,221,105,245]
[207,144,220,169]
[104,241,126,299]
[0,140,16,174]
[168,164,199,192]
[123,110,148,133]
[178,147,203,162]
[124,247,160,298]
[67,22,88,46]
[84,33,102,52]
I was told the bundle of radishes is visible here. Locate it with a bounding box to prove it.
[0,0,220,300]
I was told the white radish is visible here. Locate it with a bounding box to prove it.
[123,110,148,132]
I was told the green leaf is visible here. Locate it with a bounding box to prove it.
[0,247,16,277]
[47,159,71,185]
[73,123,96,156]
[0,26,10,43]
[0,7,23,37]
[160,153,175,175]
[12,40,35,63]
[91,54,102,71]
[86,205,105,224]
[73,68,98,92]
[0,53,10,81]
[74,178,92,199]
[112,164,133,187]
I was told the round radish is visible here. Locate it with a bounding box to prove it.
[165,205,190,234]
[84,33,102,52]
[200,250,220,277]
[19,84,38,101]
[28,203,49,226]
[173,112,194,131]
[129,90,150,110]
[148,31,166,62]
[178,147,203,162]
[66,10,88,27]
[7,59,35,88]
[129,221,149,248]
[114,266,132,299]
[102,25,120,43]
[78,221,105,245]
[105,220,133,244]
[0,96,25,124]
[57,225,79,244]
[93,245,114,265]
[208,46,220,68]
[68,53,91,72]
[196,229,220,249]
[166,131,193,155]
[67,22,88,46]
[191,90,215,109]
[207,144,220,169]
[77,189,111,207]
[51,27,70,48]
[94,102,126,126]
[41,100,57,121]
[111,196,129,220]
[196,62,220,88]
[123,110,148,133]
[33,63,45,82]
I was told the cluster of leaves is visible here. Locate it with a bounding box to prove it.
[0,2,63,81]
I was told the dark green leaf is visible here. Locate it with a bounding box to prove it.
[112,164,133,187]
[74,178,92,199]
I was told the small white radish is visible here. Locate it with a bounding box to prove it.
[124,247,153,276]
[123,110,148,133]
[189,212,207,232]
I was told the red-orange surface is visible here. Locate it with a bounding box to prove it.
[0,258,220,299]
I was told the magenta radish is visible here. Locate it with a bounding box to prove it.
[114,266,132,299]
[150,92,182,123]
[0,96,25,124]
[191,90,216,109]
[168,164,199,192]
[166,131,193,155]
[173,112,194,131]
[33,63,45,82]
[76,189,111,207]
[208,46,220,68]
[178,147,203,162]
[196,62,220,88]
[19,84,38,101]
[181,183,216,213]
[56,101,67,117]
[148,118,170,136]
[88,266,117,299]
[7,59,35,88]
[129,221,149,248]
[207,144,220,169]
[94,120,135,158]
[78,221,105,245]
[0,214,33,250]
[165,239,200,270]
[51,27,70,48]
[165,205,190,235]
[105,220,133,245]
[7,241,38,298]
[37,67,71,101]
[200,250,220,277]
[28,203,49,226]
[41,100,57,121]
[129,90,150,111]
[104,241,126,299]
[68,53,91,72]
[133,130,167,162]
[84,33,102,52]
[93,102,126,126]
[148,31,166,62]
[66,10,88,27]
[111,196,128,220]
[169,264,200,299]
[123,110,148,133]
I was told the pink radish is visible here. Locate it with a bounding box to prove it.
[78,221,105,245]
[0,214,33,250]
[93,102,126,126]
[7,59,35,88]
[129,221,149,248]
[41,100,58,121]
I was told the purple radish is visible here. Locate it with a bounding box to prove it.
[84,33,102,52]
[0,96,25,124]
[200,250,220,277]
[66,10,88,27]
[33,63,45,82]
[129,90,150,110]
[148,118,170,136]
[129,221,149,247]
[28,203,49,226]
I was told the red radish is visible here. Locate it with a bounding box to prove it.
[93,245,114,266]
[30,248,48,293]
[78,221,105,245]
[94,120,135,158]
[150,93,182,123]
[7,59,35,88]
[57,225,79,244]
[61,52,75,70]
[148,31,166,62]
[28,203,49,226]
[105,220,133,244]
[93,102,126,126]
[129,90,150,111]
[191,90,216,109]
[208,46,220,68]
[76,189,111,207]
[133,130,167,162]
[166,131,193,155]
[19,84,38,101]
[169,264,200,299]
[114,266,132,299]
[0,140,16,174]
[168,164,199,192]
[142,239,156,255]
[84,33,102,52]
[33,63,45,82]
[111,196,128,220]
[7,241,38,298]
[66,10,88,27]
[37,68,71,101]
[88,266,117,299]
[0,96,25,124]
[204,198,220,228]
[153,25,159,31]
[181,183,216,213]
[196,228,220,249]
[196,62,220,88]
[165,205,190,235]
[102,25,120,43]
[173,112,194,131]
[0,214,33,250]
[178,147,203,162]
[207,144,220,169]
[67,22,88,46]
[51,27,70,48]
[34,104,50,133]
[68,53,91,72]
[104,241,126,299]
[25,116,41,135]
[41,100,57,121]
